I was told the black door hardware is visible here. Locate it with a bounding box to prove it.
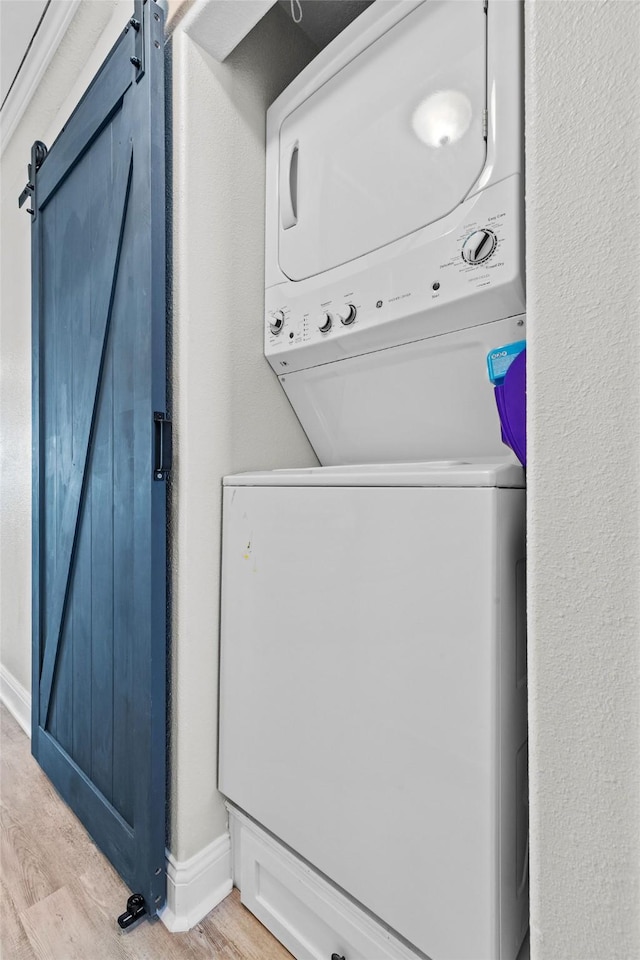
[129,0,145,78]
[117,893,146,929]
[153,412,172,480]
[18,141,48,217]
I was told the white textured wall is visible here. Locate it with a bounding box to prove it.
[526,2,640,958]
[169,6,317,860]
[0,0,125,692]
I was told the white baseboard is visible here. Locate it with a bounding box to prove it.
[0,665,31,738]
[160,833,233,932]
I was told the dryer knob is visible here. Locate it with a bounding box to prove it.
[462,229,497,264]
[269,310,285,335]
[318,313,333,334]
[337,304,357,325]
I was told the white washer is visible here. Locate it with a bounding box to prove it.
[264,0,524,465]
[220,460,528,960]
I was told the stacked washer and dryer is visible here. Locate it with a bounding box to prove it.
[220,2,528,959]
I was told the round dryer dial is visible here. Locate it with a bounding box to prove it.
[318,313,333,334]
[462,228,497,265]
[337,304,357,325]
[269,310,285,335]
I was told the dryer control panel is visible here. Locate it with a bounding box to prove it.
[265,176,524,376]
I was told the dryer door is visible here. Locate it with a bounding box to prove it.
[278,0,487,282]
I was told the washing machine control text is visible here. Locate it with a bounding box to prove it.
[269,311,285,335]
[318,313,333,334]
[462,229,497,265]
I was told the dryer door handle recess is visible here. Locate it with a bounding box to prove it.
[280,141,299,229]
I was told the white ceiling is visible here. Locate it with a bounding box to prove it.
[0,0,49,107]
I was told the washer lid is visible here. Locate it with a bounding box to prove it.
[224,459,524,488]
[277,0,487,282]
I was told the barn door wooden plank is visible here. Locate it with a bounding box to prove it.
[90,322,115,803]
[38,146,133,726]
[111,188,136,828]
[51,182,74,754]
[40,196,59,741]
[69,148,97,776]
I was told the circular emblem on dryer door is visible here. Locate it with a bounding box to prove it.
[462,228,497,265]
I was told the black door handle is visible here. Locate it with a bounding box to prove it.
[153,412,172,480]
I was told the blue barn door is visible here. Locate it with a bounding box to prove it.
[27,0,168,918]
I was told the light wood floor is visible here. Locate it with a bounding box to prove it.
[0,705,292,960]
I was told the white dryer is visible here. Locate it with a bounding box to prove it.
[264,0,524,465]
